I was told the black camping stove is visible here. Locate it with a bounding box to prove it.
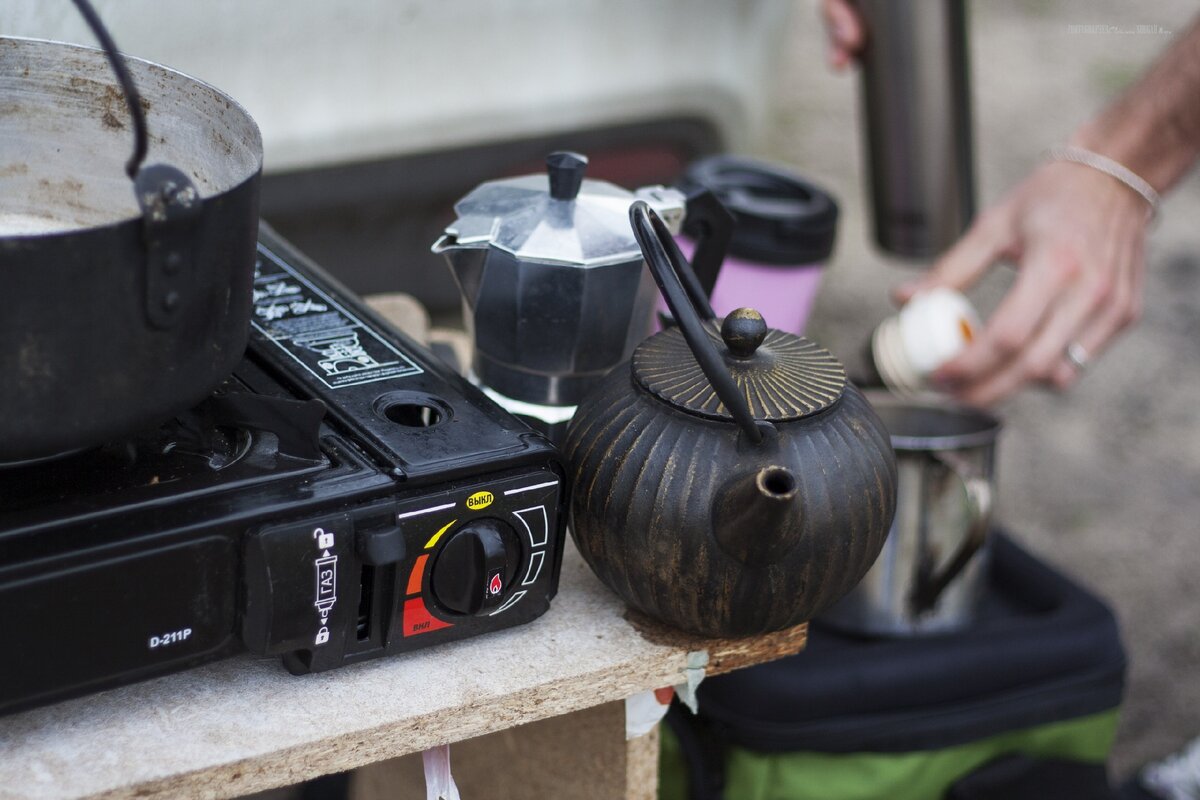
[0,225,567,717]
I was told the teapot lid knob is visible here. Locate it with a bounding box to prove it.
[546,151,588,200]
[721,308,768,358]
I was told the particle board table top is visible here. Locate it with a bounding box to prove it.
[0,537,806,800]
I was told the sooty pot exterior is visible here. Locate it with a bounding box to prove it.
[564,337,897,638]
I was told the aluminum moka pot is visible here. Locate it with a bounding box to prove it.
[435,152,722,440]
[564,202,897,637]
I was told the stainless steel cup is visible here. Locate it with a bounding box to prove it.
[818,396,1000,635]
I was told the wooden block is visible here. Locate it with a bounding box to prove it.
[364,292,430,343]
[350,701,657,800]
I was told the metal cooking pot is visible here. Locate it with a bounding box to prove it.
[0,7,262,463]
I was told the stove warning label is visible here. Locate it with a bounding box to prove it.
[251,245,424,389]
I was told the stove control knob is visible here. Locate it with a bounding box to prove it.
[430,518,521,616]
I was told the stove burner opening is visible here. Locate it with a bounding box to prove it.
[384,403,441,427]
[374,392,450,429]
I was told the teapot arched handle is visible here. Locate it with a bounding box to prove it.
[630,201,764,445]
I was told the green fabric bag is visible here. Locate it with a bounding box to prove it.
[660,708,1119,800]
[659,536,1127,800]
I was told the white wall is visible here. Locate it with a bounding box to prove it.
[4,0,793,173]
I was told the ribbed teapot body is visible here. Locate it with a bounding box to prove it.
[564,369,897,637]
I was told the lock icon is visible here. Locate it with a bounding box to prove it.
[314,527,335,550]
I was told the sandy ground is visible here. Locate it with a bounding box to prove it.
[769,0,1200,777]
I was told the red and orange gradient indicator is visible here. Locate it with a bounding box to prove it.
[401,519,456,637]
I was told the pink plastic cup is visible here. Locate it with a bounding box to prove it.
[661,156,839,336]
[673,236,826,336]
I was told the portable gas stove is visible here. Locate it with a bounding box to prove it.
[0,224,567,717]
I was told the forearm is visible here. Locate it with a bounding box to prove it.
[1071,16,1200,194]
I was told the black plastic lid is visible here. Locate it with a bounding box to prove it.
[678,155,839,266]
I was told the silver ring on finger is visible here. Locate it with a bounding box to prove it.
[1065,341,1090,372]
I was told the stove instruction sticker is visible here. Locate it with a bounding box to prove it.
[313,526,337,647]
[251,245,423,389]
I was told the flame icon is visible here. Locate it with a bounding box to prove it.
[489,573,503,596]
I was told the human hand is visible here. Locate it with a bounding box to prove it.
[820,0,864,70]
[893,161,1150,407]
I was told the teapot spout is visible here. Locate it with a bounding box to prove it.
[712,466,801,567]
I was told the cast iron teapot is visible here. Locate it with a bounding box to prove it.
[563,202,897,637]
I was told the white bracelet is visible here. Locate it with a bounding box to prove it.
[1044,145,1160,219]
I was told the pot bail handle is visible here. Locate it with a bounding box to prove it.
[70,0,149,179]
[70,0,201,330]
[630,201,764,445]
